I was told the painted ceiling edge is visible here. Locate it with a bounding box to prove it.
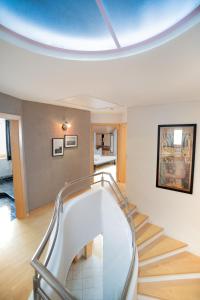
[0,5,200,61]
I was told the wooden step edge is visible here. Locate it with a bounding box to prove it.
[138,273,200,282]
[138,291,163,300]
[139,236,188,263]
[127,202,137,210]
[139,251,200,278]
[123,203,137,216]
[136,224,164,248]
[138,293,160,300]
[132,213,149,229]
[139,238,188,261]
[138,295,158,300]
[137,231,164,251]
[139,245,188,267]
[136,217,149,232]
[138,278,200,300]
[137,230,164,251]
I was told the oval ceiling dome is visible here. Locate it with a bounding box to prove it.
[0,0,200,60]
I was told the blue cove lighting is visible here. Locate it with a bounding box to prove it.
[0,0,200,59]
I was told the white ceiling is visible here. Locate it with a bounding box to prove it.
[59,95,124,113]
[0,22,200,110]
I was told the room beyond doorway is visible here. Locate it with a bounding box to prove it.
[0,118,16,222]
[91,123,127,185]
[0,113,26,223]
[94,125,118,181]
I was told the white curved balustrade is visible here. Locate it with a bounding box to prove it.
[31,173,138,300]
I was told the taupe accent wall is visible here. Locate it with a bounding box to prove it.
[0,92,90,210]
[0,92,22,115]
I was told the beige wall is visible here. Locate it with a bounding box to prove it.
[0,93,91,211]
[127,101,200,255]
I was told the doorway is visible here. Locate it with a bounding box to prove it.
[0,113,26,223]
[94,125,118,180]
[0,118,15,222]
[91,123,127,184]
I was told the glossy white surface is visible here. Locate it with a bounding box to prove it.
[40,186,136,299]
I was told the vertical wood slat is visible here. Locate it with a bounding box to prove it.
[117,123,127,183]
[84,241,93,259]
[10,120,26,218]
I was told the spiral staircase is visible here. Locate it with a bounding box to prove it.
[127,202,200,300]
[31,172,200,300]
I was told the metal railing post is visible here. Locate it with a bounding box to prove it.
[101,173,104,187]
[33,272,40,300]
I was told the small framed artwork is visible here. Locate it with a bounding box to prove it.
[156,124,196,194]
[52,138,64,157]
[64,135,78,148]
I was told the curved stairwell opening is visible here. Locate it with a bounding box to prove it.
[30,172,138,300]
[30,171,200,300]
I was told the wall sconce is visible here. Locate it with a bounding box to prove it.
[62,121,71,131]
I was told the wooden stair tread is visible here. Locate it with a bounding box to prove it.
[123,202,136,214]
[138,279,200,300]
[139,252,200,277]
[139,235,187,262]
[136,223,163,247]
[132,212,148,229]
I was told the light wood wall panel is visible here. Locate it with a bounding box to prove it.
[117,123,127,183]
[10,120,26,218]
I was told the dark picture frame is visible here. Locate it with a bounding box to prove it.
[52,138,64,157]
[64,135,78,148]
[156,124,196,194]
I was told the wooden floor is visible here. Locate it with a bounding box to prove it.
[0,202,54,300]
[0,180,126,300]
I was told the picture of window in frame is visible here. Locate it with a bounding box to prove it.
[156,124,196,194]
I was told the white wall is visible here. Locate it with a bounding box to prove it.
[91,112,127,124]
[113,129,118,156]
[127,101,200,254]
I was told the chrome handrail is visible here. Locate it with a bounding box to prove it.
[31,172,136,300]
